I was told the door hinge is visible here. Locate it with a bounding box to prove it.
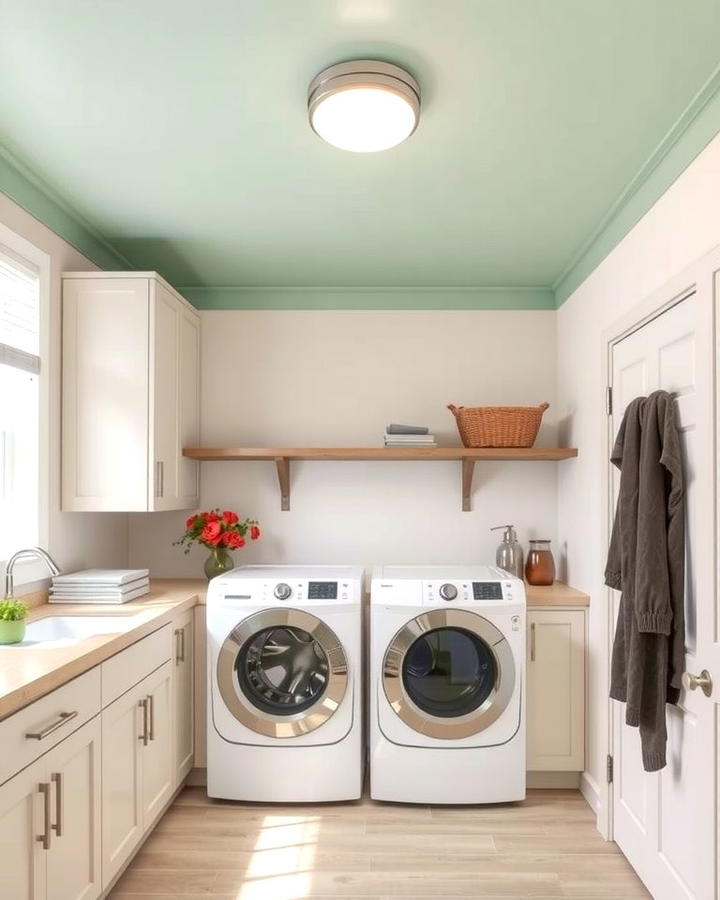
[606,754,614,784]
[606,386,613,416]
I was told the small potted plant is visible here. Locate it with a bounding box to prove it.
[174,509,260,579]
[0,598,29,645]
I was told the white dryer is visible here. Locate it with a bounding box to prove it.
[207,565,363,802]
[370,565,526,804]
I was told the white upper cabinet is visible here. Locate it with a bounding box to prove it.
[62,273,200,511]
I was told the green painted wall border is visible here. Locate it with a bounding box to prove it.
[180,285,555,310]
[0,144,132,271]
[553,64,720,305]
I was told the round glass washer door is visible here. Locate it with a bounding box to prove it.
[217,608,348,738]
[383,609,515,739]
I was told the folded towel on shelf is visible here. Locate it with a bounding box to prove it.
[385,423,430,435]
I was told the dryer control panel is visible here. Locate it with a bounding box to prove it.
[423,578,518,606]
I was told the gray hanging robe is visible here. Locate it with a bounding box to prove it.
[604,390,685,772]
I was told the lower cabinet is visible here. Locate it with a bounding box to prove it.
[527,608,586,771]
[101,660,174,890]
[0,716,102,900]
[1,612,197,899]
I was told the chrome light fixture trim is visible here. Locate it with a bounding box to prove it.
[308,59,421,152]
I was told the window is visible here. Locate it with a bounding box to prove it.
[0,245,40,562]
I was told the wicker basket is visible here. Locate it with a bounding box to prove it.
[447,402,550,448]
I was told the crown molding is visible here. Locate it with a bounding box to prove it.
[553,63,720,306]
[0,145,133,271]
[178,285,555,310]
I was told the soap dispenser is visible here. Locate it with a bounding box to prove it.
[490,525,524,579]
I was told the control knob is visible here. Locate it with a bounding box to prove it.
[274,583,292,600]
[439,583,458,601]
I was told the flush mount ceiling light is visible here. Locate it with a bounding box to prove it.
[308,60,420,152]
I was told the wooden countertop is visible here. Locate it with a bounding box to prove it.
[0,579,206,721]
[525,581,590,607]
[0,576,587,722]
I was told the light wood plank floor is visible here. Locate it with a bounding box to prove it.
[110,787,649,899]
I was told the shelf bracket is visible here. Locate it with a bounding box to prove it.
[275,457,290,511]
[461,458,475,512]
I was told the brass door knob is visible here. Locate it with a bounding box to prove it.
[682,669,713,697]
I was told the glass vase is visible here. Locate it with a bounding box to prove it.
[204,547,234,580]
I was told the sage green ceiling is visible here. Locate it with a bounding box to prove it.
[1,0,719,306]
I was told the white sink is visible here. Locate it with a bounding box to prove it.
[21,615,137,646]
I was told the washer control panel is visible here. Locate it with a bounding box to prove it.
[212,567,363,610]
[423,579,517,605]
[262,580,351,605]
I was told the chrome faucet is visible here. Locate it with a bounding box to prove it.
[4,547,61,599]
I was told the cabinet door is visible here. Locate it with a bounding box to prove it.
[177,307,200,508]
[0,754,46,900]
[141,661,174,827]
[101,684,143,889]
[46,717,102,900]
[173,612,195,785]
[62,277,150,512]
[527,609,585,771]
[149,281,180,511]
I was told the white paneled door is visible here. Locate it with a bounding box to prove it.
[609,277,718,899]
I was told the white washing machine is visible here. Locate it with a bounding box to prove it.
[207,565,364,802]
[370,565,526,804]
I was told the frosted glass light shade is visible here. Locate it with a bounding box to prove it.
[308,61,420,153]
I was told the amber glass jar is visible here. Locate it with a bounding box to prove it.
[525,540,556,586]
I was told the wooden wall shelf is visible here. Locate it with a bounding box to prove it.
[183,446,578,511]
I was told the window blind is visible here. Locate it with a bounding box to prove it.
[0,244,40,359]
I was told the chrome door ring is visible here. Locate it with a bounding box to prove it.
[217,608,348,738]
[382,608,515,739]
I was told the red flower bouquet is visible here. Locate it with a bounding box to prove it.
[175,509,260,579]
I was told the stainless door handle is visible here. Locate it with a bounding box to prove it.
[26,710,78,741]
[51,772,63,837]
[148,693,155,742]
[138,698,149,745]
[682,669,713,697]
[530,623,536,662]
[37,782,51,850]
[155,461,164,498]
[174,627,184,663]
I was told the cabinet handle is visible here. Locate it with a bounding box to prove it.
[155,461,164,498]
[148,693,155,742]
[530,623,536,662]
[174,627,184,664]
[26,710,78,741]
[138,698,149,746]
[51,772,63,838]
[37,782,52,850]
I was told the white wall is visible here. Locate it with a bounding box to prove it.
[0,194,128,586]
[129,309,559,577]
[556,132,720,816]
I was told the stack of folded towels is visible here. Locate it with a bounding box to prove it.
[49,569,150,604]
[383,423,437,447]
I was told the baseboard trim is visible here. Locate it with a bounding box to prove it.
[527,771,581,789]
[580,771,600,813]
[186,766,207,787]
[189,767,582,792]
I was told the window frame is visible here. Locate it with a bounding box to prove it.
[0,221,50,591]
